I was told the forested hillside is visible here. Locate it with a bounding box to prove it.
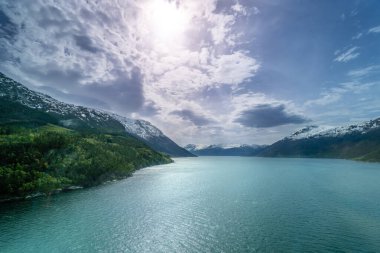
[0,122,172,200]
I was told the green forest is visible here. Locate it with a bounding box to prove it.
[0,123,172,200]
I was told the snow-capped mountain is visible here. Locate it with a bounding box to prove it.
[112,113,194,157]
[111,114,164,140]
[0,72,193,157]
[286,119,380,140]
[184,144,266,156]
[258,118,380,162]
[185,143,262,151]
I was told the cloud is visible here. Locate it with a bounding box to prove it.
[235,104,308,128]
[85,68,145,113]
[305,93,342,106]
[36,85,111,109]
[352,32,363,40]
[252,7,260,15]
[138,101,161,117]
[334,47,360,62]
[347,65,380,78]
[306,81,376,106]
[0,0,259,106]
[208,12,235,45]
[73,35,100,53]
[171,109,213,126]
[0,10,18,41]
[209,51,260,85]
[231,2,247,16]
[16,63,145,113]
[368,25,380,34]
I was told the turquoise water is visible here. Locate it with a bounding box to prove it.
[1,157,380,252]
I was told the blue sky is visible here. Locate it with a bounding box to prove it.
[0,0,380,145]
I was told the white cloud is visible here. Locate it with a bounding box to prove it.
[1,2,258,90]
[352,32,363,40]
[208,13,235,45]
[305,93,342,106]
[252,7,260,15]
[231,2,247,16]
[368,25,380,34]
[306,81,376,106]
[348,65,380,78]
[333,47,360,63]
[199,47,210,65]
[208,51,260,85]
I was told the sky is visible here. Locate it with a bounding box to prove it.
[0,0,380,145]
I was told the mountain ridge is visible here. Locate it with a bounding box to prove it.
[0,72,193,157]
[258,118,380,162]
[285,119,380,140]
[184,143,266,156]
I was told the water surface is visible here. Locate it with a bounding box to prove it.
[1,157,380,252]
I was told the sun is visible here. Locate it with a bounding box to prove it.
[144,0,190,48]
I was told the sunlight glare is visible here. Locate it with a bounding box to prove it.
[145,0,190,48]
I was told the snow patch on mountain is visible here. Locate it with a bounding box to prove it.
[185,144,261,151]
[110,114,164,140]
[286,118,380,140]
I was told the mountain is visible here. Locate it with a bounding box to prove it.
[185,144,266,156]
[0,72,193,157]
[112,115,194,157]
[258,118,380,162]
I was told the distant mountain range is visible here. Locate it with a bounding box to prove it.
[184,144,267,156]
[0,72,193,157]
[258,118,380,162]
[185,118,380,161]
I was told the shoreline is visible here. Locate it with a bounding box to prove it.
[0,185,84,204]
[0,159,174,204]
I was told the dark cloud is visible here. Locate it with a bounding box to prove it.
[37,85,111,109]
[73,35,100,53]
[86,68,144,112]
[235,104,308,128]
[20,65,144,113]
[0,10,18,40]
[80,8,112,25]
[171,109,213,126]
[138,101,161,116]
[22,66,84,88]
[36,6,81,41]
[37,5,69,29]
